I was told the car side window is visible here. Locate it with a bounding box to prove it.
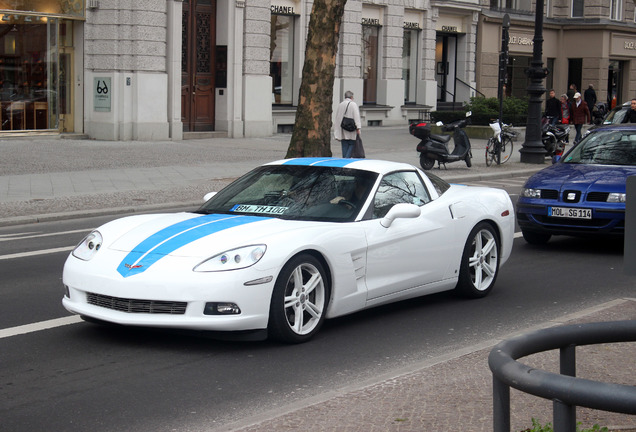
[372,171,431,219]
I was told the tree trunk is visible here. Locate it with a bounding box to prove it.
[285,0,347,158]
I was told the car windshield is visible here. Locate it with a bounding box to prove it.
[563,129,636,166]
[197,165,378,222]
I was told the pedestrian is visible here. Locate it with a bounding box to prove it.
[334,90,361,158]
[621,98,636,123]
[584,84,597,120]
[559,94,571,125]
[567,83,577,104]
[545,89,561,125]
[571,92,591,144]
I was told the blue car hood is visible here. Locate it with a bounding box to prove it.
[527,163,636,193]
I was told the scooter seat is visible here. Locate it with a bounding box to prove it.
[431,134,452,143]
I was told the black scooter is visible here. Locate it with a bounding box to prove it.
[541,117,570,157]
[410,111,472,170]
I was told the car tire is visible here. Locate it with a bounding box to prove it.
[521,229,551,245]
[420,155,435,170]
[455,222,499,298]
[268,254,330,343]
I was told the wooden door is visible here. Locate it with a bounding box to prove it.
[182,0,216,132]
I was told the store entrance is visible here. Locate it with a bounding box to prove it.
[181,0,216,132]
[435,34,457,103]
[607,60,624,107]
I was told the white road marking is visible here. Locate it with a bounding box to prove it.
[0,246,75,260]
[0,315,82,340]
[0,229,88,242]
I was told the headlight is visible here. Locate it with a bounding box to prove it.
[607,193,626,203]
[194,245,267,272]
[72,231,103,261]
[521,188,541,199]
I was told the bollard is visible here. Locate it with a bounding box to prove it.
[626,176,636,275]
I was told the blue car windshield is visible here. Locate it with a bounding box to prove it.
[563,130,636,166]
[197,165,378,222]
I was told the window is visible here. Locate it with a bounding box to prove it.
[572,0,584,17]
[403,29,418,103]
[372,171,430,219]
[270,14,295,105]
[490,0,532,13]
[362,25,379,104]
[610,0,623,20]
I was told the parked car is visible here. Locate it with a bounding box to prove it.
[63,158,515,343]
[517,125,636,244]
[601,101,630,125]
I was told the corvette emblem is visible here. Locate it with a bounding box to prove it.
[124,264,143,269]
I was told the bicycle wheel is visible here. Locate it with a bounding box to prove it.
[499,135,514,164]
[485,138,494,166]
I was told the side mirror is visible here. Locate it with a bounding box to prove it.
[552,155,562,164]
[203,192,217,202]
[380,203,421,228]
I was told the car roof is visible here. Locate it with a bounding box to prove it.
[265,158,419,175]
[589,124,636,133]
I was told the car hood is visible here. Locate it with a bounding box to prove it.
[526,163,636,192]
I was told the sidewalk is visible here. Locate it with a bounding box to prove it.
[0,126,545,226]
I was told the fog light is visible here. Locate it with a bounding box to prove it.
[204,302,241,315]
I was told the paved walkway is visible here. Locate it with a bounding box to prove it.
[2,126,633,432]
[0,126,544,225]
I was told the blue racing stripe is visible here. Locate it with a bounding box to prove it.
[283,157,356,167]
[117,214,267,278]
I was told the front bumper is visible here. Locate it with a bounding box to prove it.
[516,201,625,237]
[62,254,276,332]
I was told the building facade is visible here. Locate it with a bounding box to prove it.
[0,0,635,140]
[478,0,636,108]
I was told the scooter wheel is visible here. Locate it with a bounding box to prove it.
[419,155,435,170]
[465,153,472,167]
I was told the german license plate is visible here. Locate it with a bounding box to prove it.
[548,207,592,219]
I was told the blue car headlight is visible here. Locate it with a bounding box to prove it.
[72,231,103,261]
[607,193,626,203]
[521,188,541,199]
[194,245,267,272]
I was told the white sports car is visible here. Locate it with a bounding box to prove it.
[63,158,514,343]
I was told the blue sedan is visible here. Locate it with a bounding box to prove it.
[517,125,636,244]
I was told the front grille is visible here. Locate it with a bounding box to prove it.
[534,215,611,228]
[562,190,581,203]
[87,292,187,315]
[587,192,609,202]
[540,189,559,200]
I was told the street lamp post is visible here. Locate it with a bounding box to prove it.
[519,0,549,164]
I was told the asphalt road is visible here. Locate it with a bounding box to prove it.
[0,179,633,432]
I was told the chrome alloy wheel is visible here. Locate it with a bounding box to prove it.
[282,262,326,336]
[468,228,498,291]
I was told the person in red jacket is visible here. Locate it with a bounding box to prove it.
[571,92,590,144]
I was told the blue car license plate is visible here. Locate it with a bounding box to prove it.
[548,206,592,219]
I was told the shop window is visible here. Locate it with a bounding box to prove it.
[0,15,60,131]
[403,29,418,103]
[571,0,584,17]
[610,0,623,20]
[270,14,295,105]
[362,25,379,105]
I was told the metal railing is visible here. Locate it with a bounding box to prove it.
[489,320,636,432]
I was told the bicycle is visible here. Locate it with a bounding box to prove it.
[485,121,517,166]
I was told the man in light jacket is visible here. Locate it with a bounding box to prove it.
[334,90,361,158]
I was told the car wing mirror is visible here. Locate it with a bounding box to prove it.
[380,203,421,228]
[203,192,217,202]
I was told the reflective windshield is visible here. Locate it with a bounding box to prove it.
[563,129,636,166]
[197,165,378,222]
